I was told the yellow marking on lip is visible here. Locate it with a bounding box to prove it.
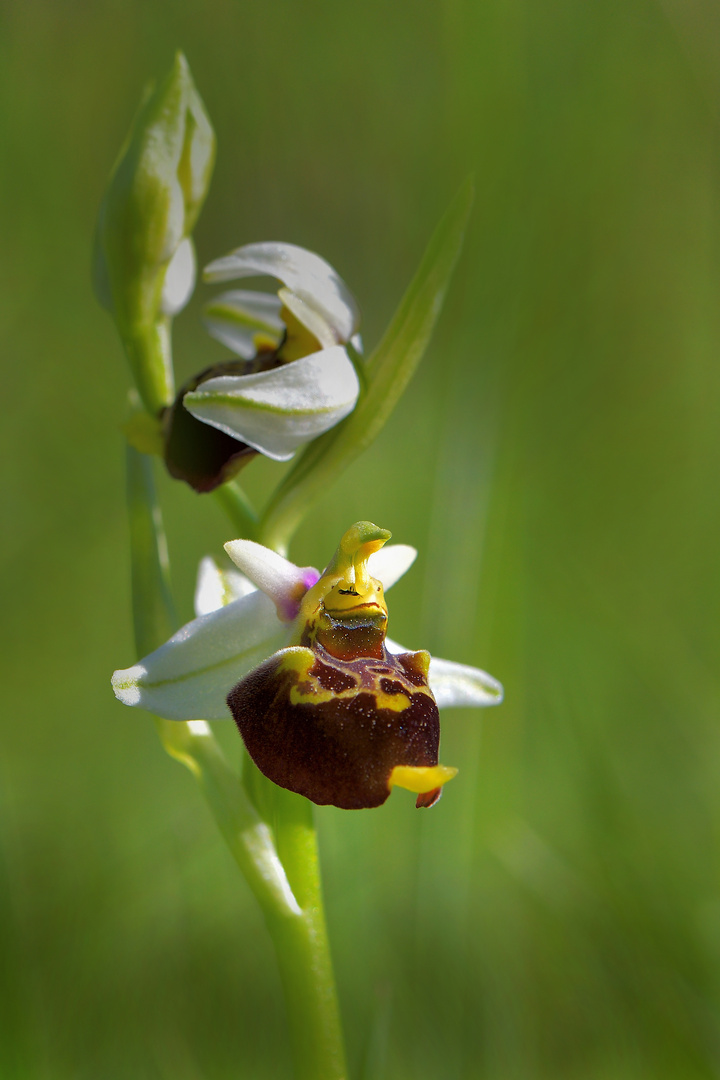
[277,649,427,712]
[288,681,415,713]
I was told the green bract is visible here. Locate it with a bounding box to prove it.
[94,52,215,414]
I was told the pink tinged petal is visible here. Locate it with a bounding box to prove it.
[385,638,503,708]
[161,237,196,316]
[203,241,359,344]
[366,544,417,590]
[182,346,360,461]
[112,591,289,720]
[224,539,319,622]
[194,555,256,617]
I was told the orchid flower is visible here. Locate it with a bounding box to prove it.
[162,242,362,492]
[113,522,503,809]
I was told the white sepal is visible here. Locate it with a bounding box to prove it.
[202,289,284,358]
[182,345,360,461]
[367,544,417,591]
[385,638,504,708]
[427,656,504,708]
[161,237,196,316]
[112,591,289,721]
[203,241,359,344]
[223,540,319,621]
[194,555,256,617]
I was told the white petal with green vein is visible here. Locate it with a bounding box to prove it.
[203,241,359,344]
[203,289,283,357]
[112,591,289,720]
[183,345,360,460]
[427,656,503,708]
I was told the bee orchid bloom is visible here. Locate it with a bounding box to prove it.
[163,242,361,492]
[112,523,503,809]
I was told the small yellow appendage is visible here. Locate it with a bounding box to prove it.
[389,764,458,794]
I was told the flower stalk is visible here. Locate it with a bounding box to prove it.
[213,479,259,541]
[126,444,347,1079]
[262,781,347,1080]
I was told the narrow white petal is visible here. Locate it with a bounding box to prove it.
[223,540,319,621]
[183,346,360,461]
[202,290,283,358]
[161,237,196,316]
[194,555,256,617]
[112,591,289,720]
[385,638,503,708]
[203,241,359,344]
[367,544,417,591]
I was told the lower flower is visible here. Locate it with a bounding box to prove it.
[112,522,503,809]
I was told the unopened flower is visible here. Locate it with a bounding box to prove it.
[94,52,215,414]
[113,523,502,809]
[162,242,361,492]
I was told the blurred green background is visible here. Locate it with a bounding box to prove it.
[3,0,720,1077]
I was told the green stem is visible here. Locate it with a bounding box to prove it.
[126,445,347,1079]
[266,786,347,1080]
[122,317,175,416]
[214,478,259,540]
[252,517,347,1079]
[126,443,176,655]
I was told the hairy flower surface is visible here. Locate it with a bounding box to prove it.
[163,242,361,491]
[113,523,502,808]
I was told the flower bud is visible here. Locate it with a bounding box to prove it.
[94,52,215,414]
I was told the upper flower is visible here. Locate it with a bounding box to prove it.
[112,523,503,810]
[162,242,362,492]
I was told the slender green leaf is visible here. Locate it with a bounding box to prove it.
[259,178,474,553]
